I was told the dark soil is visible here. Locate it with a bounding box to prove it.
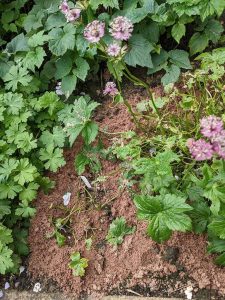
[25,85,225,299]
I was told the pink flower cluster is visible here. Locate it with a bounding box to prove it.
[107,43,121,57]
[187,115,225,161]
[59,0,81,22]
[109,16,133,41]
[103,82,119,96]
[83,20,105,43]
[83,16,133,44]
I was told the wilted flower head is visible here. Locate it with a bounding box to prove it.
[103,82,119,96]
[55,82,63,95]
[107,43,121,57]
[200,115,224,139]
[84,20,105,43]
[109,16,133,41]
[59,0,69,14]
[187,138,214,161]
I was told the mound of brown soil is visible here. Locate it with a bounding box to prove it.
[28,87,225,299]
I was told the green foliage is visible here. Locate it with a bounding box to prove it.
[106,217,136,245]
[69,252,88,277]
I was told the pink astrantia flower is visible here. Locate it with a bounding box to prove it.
[107,43,121,57]
[103,82,119,96]
[187,138,214,161]
[66,8,81,22]
[200,115,224,139]
[211,130,225,159]
[59,0,70,15]
[84,20,105,43]
[109,16,133,41]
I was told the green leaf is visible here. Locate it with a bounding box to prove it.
[169,50,192,69]
[0,225,13,245]
[147,216,172,243]
[212,0,225,15]
[0,158,19,182]
[6,33,29,54]
[0,243,13,275]
[106,217,136,246]
[55,231,66,247]
[0,200,11,220]
[205,19,224,44]
[55,53,73,80]
[69,251,88,277]
[39,126,66,148]
[61,74,77,97]
[82,121,98,145]
[171,22,185,43]
[125,34,153,68]
[15,203,36,218]
[38,92,63,116]
[15,132,37,153]
[73,58,90,81]
[189,32,209,56]
[28,30,49,48]
[23,47,46,72]
[74,153,90,175]
[134,194,192,242]
[19,182,39,202]
[39,145,66,172]
[208,216,225,239]
[14,158,38,186]
[0,182,23,199]
[3,92,24,115]
[208,239,225,254]
[215,252,225,266]
[89,0,119,9]
[23,11,45,32]
[189,201,210,234]
[162,64,180,86]
[49,23,76,56]
[13,228,29,256]
[3,65,32,91]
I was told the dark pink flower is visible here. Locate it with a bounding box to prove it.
[59,0,70,15]
[187,138,214,161]
[109,16,133,41]
[84,20,105,43]
[103,82,119,96]
[66,8,81,22]
[200,115,224,139]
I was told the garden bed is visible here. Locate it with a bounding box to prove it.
[24,85,225,300]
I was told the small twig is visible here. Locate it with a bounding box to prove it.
[126,289,143,297]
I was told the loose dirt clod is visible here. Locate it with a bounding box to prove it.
[28,87,225,299]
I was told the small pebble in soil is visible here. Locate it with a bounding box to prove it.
[4,282,10,290]
[19,266,25,274]
[185,286,193,299]
[63,192,71,206]
[33,282,42,293]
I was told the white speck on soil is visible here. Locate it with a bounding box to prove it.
[63,192,71,206]
[33,282,42,293]
[4,282,10,290]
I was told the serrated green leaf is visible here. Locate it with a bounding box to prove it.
[19,182,39,202]
[39,126,66,148]
[49,23,76,56]
[89,0,119,9]
[0,225,13,245]
[82,121,98,145]
[28,30,49,48]
[189,32,209,56]
[3,92,24,115]
[69,251,88,277]
[15,203,36,218]
[73,57,90,81]
[0,182,23,199]
[0,200,11,220]
[169,49,192,69]
[162,64,180,86]
[23,47,46,72]
[55,52,73,80]
[106,217,136,245]
[14,158,38,186]
[74,153,90,175]
[0,243,14,274]
[55,231,66,247]
[3,65,32,91]
[6,33,29,54]
[0,158,19,182]
[208,216,225,239]
[39,145,66,172]
[15,132,37,153]
[171,22,185,43]
[61,74,77,97]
